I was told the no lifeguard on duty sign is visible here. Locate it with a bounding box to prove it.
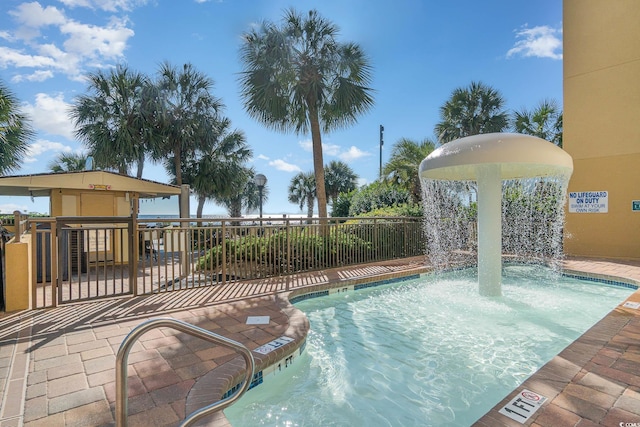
[569,191,608,213]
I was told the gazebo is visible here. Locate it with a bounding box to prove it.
[0,170,183,217]
[0,170,185,312]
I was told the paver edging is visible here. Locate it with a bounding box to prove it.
[184,293,309,426]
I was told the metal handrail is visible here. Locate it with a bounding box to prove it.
[116,318,255,427]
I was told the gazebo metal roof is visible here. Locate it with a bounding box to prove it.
[0,170,181,198]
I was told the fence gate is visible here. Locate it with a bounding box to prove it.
[29,217,135,308]
[55,217,134,305]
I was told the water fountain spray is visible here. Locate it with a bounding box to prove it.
[419,133,573,296]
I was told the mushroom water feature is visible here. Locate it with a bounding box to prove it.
[419,133,574,296]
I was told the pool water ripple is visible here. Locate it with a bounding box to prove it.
[225,265,633,426]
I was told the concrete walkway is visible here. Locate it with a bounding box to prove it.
[0,256,639,427]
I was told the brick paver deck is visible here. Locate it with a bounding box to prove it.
[0,256,639,427]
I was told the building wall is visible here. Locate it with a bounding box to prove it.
[50,189,132,217]
[563,0,640,260]
[5,237,31,311]
[49,189,134,263]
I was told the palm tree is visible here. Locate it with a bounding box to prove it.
[288,171,316,220]
[149,62,223,186]
[48,152,89,172]
[324,160,358,206]
[215,168,269,218]
[512,99,563,147]
[239,8,374,220]
[171,118,252,218]
[70,65,149,177]
[0,80,33,175]
[435,81,509,144]
[382,137,436,202]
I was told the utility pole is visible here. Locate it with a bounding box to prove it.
[379,124,384,180]
[254,173,267,219]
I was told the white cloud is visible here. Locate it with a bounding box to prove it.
[0,46,57,68]
[25,138,73,163]
[58,0,93,8]
[9,2,66,32]
[60,18,134,59]
[2,2,136,80]
[59,0,148,12]
[298,139,312,151]
[269,159,302,173]
[0,31,15,41]
[0,204,31,214]
[507,25,563,60]
[338,146,371,162]
[257,154,270,160]
[298,139,341,156]
[11,69,54,83]
[22,93,75,139]
[323,144,341,156]
[35,43,82,77]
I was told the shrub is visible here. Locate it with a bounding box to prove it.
[196,226,374,273]
[331,190,354,217]
[354,203,423,218]
[348,182,411,216]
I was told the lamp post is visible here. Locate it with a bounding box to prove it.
[379,125,384,180]
[254,173,267,219]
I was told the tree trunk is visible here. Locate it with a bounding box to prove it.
[174,145,182,186]
[308,105,328,222]
[196,194,205,218]
[229,198,242,227]
[306,197,314,224]
[229,199,242,218]
[136,151,145,179]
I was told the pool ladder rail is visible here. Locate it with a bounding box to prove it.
[115,318,256,427]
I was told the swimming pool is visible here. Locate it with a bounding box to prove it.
[225,265,634,426]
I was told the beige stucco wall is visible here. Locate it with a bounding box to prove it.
[563,0,640,260]
[50,189,133,217]
[48,189,134,264]
[5,235,32,312]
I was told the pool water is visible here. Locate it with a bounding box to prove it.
[225,265,634,426]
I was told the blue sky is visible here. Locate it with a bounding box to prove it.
[0,0,563,216]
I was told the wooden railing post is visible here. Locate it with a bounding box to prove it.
[13,211,22,236]
[221,220,226,285]
[129,214,137,296]
[30,221,38,309]
[285,218,290,291]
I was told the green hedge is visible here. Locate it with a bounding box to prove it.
[196,227,375,272]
